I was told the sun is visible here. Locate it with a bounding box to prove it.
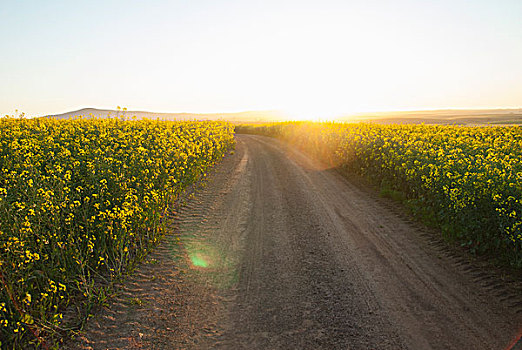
[284,106,347,122]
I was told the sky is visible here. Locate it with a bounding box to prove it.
[1,0,521,119]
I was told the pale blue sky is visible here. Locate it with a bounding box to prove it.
[1,0,521,118]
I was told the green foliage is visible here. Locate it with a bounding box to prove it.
[0,117,234,347]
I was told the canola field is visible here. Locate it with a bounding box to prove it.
[237,122,522,265]
[0,118,234,347]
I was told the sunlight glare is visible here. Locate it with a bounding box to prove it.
[190,253,209,268]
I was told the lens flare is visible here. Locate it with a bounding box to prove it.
[190,253,209,268]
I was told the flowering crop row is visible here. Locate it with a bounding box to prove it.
[0,118,234,347]
[237,122,522,266]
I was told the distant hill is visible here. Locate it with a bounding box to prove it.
[42,108,288,123]
[41,107,522,125]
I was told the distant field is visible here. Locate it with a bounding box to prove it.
[40,107,522,125]
[343,109,522,126]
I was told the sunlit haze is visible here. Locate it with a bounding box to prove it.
[1,0,521,119]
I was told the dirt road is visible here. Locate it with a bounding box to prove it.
[74,134,522,349]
